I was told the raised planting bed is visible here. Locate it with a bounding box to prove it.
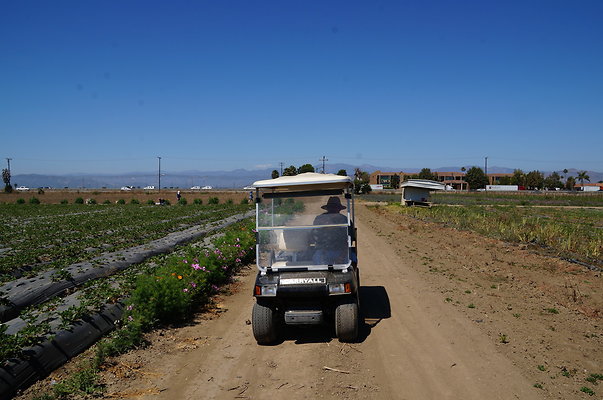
[0,203,251,281]
[0,216,256,399]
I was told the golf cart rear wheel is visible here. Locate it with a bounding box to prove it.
[252,302,278,345]
[335,300,358,342]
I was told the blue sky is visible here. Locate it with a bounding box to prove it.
[1,0,602,175]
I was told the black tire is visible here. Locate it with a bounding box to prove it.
[252,302,278,345]
[335,299,358,342]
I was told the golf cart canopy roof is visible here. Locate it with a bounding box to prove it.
[252,173,353,192]
[399,179,445,191]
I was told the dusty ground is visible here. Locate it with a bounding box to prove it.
[0,189,249,205]
[20,203,602,399]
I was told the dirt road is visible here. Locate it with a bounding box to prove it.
[22,203,601,399]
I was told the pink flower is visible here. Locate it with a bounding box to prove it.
[126,305,133,311]
[182,259,188,263]
[211,284,219,291]
[183,288,189,293]
[236,258,241,263]
[128,316,133,321]
[192,263,201,270]
[190,282,197,288]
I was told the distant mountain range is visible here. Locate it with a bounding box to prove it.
[10,164,602,189]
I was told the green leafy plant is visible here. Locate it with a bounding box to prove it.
[467,303,475,308]
[130,199,140,205]
[52,368,103,397]
[60,199,69,204]
[147,199,155,205]
[193,198,202,205]
[178,198,187,205]
[546,308,559,314]
[580,387,595,396]
[29,197,41,204]
[116,199,126,204]
[16,198,25,204]
[208,197,219,205]
[74,197,84,204]
[499,334,509,344]
[86,198,97,204]
[51,268,73,282]
[103,200,112,204]
[533,383,543,389]
[537,365,546,371]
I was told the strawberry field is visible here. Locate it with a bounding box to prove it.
[0,203,250,281]
[0,201,256,398]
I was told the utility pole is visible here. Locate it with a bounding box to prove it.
[157,156,162,193]
[485,156,488,191]
[5,158,11,185]
[5,158,12,188]
[279,162,283,176]
[319,156,328,174]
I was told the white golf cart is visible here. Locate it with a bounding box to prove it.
[251,173,360,344]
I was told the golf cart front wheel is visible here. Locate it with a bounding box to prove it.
[335,300,358,342]
[252,302,278,345]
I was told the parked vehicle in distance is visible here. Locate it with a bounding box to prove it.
[144,185,155,190]
[190,186,201,190]
[202,185,213,190]
[16,186,30,191]
[120,186,133,191]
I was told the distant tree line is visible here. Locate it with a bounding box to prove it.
[269,163,592,192]
[378,167,591,191]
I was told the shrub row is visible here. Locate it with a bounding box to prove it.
[13,197,251,205]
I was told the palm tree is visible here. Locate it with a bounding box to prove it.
[576,171,590,190]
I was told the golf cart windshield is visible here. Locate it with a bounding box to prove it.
[256,191,352,271]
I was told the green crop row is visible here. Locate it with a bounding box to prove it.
[360,191,603,207]
[0,219,255,364]
[18,220,256,400]
[0,203,251,280]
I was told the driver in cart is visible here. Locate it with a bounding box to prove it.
[312,196,349,265]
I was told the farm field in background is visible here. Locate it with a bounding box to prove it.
[0,202,251,282]
[362,190,603,207]
[360,191,603,269]
[0,189,251,205]
[386,203,603,268]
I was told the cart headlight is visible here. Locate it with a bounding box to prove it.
[329,283,351,294]
[255,284,277,296]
